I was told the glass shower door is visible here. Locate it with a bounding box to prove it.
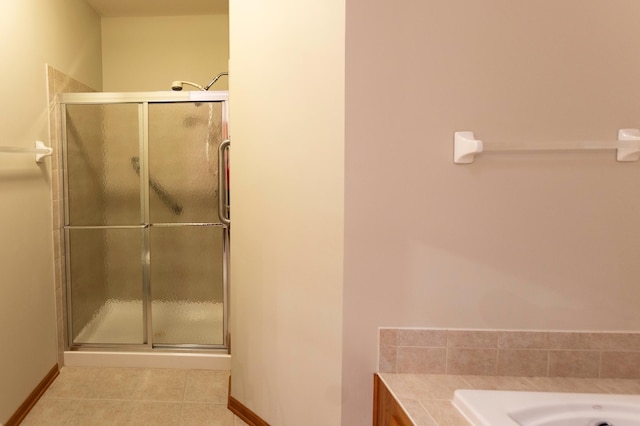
[148,102,226,346]
[63,94,228,349]
[65,103,145,345]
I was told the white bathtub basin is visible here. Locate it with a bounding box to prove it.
[453,389,640,426]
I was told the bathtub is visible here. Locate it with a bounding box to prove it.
[453,389,640,426]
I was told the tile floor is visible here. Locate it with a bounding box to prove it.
[22,367,249,426]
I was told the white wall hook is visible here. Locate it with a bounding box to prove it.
[454,131,483,164]
[616,129,640,162]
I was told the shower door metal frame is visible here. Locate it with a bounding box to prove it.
[59,90,230,352]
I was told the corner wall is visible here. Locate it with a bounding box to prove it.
[0,0,102,422]
[344,1,640,424]
[229,1,345,425]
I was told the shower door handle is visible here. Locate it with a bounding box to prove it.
[218,139,231,225]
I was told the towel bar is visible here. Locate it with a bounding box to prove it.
[0,141,53,163]
[454,129,640,164]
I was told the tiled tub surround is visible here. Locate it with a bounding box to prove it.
[379,328,640,379]
[377,329,640,425]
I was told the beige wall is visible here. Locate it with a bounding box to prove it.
[229,1,345,425]
[101,15,229,92]
[343,0,640,424]
[0,0,102,422]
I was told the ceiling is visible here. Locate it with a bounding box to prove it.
[86,0,228,17]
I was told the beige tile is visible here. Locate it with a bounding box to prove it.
[47,65,55,84]
[524,377,608,393]
[55,259,64,291]
[447,330,498,348]
[594,378,640,394]
[379,345,397,373]
[21,398,78,426]
[397,329,447,347]
[548,350,600,378]
[396,347,446,374]
[498,331,548,349]
[51,169,60,204]
[66,400,132,425]
[497,349,548,377]
[399,399,438,426]
[420,400,472,426]
[53,228,60,260]
[86,368,146,399]
[597,333,640,351]
[132,369,188,402]
[447,348,497,375]
[43,367,100,399]
[380,328,398,346]
[378,374,419,399]
[460,375,539,391]
[547,332,602,350]
[123,401,182,426]
[179,403,235,426]
[600,351,640,379]
[380,374,471,400]
[184,370,229,403]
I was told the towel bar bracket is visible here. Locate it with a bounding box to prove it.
[34,141,54,163]
[616,129,640,162]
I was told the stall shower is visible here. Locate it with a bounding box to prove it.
[59,91,229,352]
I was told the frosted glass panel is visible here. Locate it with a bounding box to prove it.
[66,104,141,226]
[68,228,144,345]
[150,225,225,345]
[148,102,223,224]
[63,96,228,350]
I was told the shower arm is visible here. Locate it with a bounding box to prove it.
[203,72,228,91]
